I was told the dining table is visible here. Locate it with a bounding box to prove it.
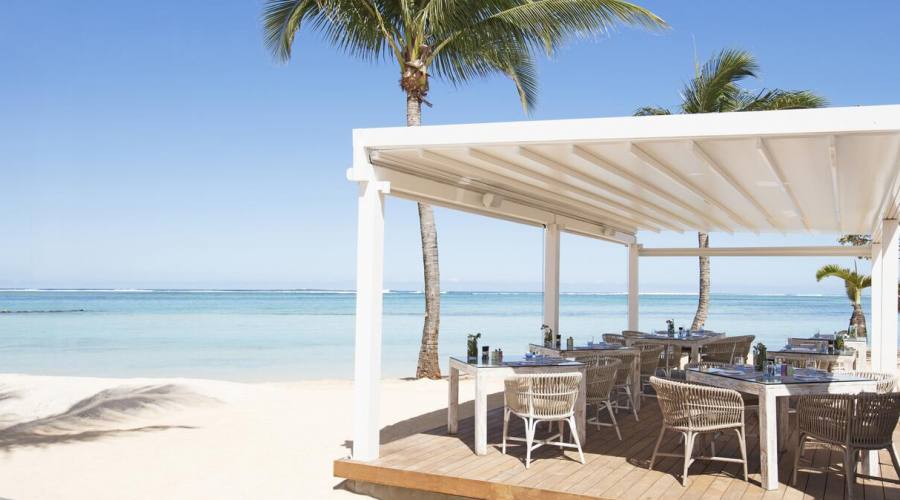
[687,365,878,490]
[624,330,725,370]
[447,355,586,456]
[529,342,643,412]
[766,345,859,371]
[797,333,868,370]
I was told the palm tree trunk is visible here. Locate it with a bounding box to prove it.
[850,302,867,337]
[407,92,442,379]
[691,232,710,330]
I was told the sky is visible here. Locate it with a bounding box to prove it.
[1,1,897,293]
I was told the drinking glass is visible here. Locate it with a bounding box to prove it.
[805,359,817,371]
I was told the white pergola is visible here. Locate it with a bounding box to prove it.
[347,105,900,461]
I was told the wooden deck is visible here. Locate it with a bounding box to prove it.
[335,396,900,499]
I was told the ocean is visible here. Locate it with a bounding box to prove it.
[0,290,884,381]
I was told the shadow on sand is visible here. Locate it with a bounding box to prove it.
[0,384,216,451]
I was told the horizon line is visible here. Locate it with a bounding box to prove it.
[0,288,846,298]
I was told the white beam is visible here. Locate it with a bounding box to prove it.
[351,174,387,461]
[354,105,900,151]
[870,240,883,370]
[756,138,813,231]
[543,223,561,344]
[869,143,900,238]
[691,141,782,231]
[827,136,843,232]
[630,143,758,232]
[873,219,898,373]
[413,150,654,233]
[628,244,640,331]
[516,147,688,231]
[464,148,672,231]
[372,165,635,244]
[571,145,730,231]
[639,246,871,257]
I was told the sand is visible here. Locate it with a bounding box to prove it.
[0,373,490,499]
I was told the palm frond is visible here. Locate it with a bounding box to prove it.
[430,0,667,59]
[735,89,827,111]
[816,264,853,282]
[680,48,758,114]
[262,0,397,63]
[634,106,671,116]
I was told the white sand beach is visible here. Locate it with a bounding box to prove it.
[0,374,488,500]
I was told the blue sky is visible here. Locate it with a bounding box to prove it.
[1,1,897,293]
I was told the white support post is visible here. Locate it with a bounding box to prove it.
[870,240,882,370]
[543,223,561,344]
[628,243,640,331]
[351,176,386,461]
[873,219,898,374]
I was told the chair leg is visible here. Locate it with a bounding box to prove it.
[568,415,585,464]
[735,427,748,482]
[889,445,900,480]
[843,448,856,500]
[682,431,695,486]
[792,433,807,486]
[501,408,510,455]
[649,426,665,470]
[607,402,622,441]
[624,384,639,421]
[525,418,535,469]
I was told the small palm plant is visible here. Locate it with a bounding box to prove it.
[816,264,871,337]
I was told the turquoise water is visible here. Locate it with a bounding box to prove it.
[0,290,883,381]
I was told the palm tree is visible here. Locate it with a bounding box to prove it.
[816,264,871,336]
[263,0,666,378]
[635,49,826,330]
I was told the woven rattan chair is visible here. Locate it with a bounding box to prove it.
[596,349,640,421]
[846,371,898,393]
[636,344,663,400]
[502,372,585,468]
[602,333,626,346]
[701,335,755,364]
[649,376,749,486]
[585,357,623,440]
[792,393,900,499]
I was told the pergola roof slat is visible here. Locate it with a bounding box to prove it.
[352,105,900,240]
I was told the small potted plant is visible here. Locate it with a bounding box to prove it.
[753,342,767,372]
[467,333,481,362]
[541,324,553,348]
[666,319,675,337]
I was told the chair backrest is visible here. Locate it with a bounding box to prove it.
[847,371,899,394]
[585,357,621,402]
[637,344,663,376]
[602,333,626,346]
[729,335,755,363]
[702,335,755,363]
[798,393,900,448]
[650,376,744,431]
[596,349,638,385]
[851,393,900,448]
[504,372,582,419]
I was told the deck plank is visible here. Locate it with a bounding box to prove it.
[335,398,900,500]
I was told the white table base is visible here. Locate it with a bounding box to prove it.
[448,357,586,456]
